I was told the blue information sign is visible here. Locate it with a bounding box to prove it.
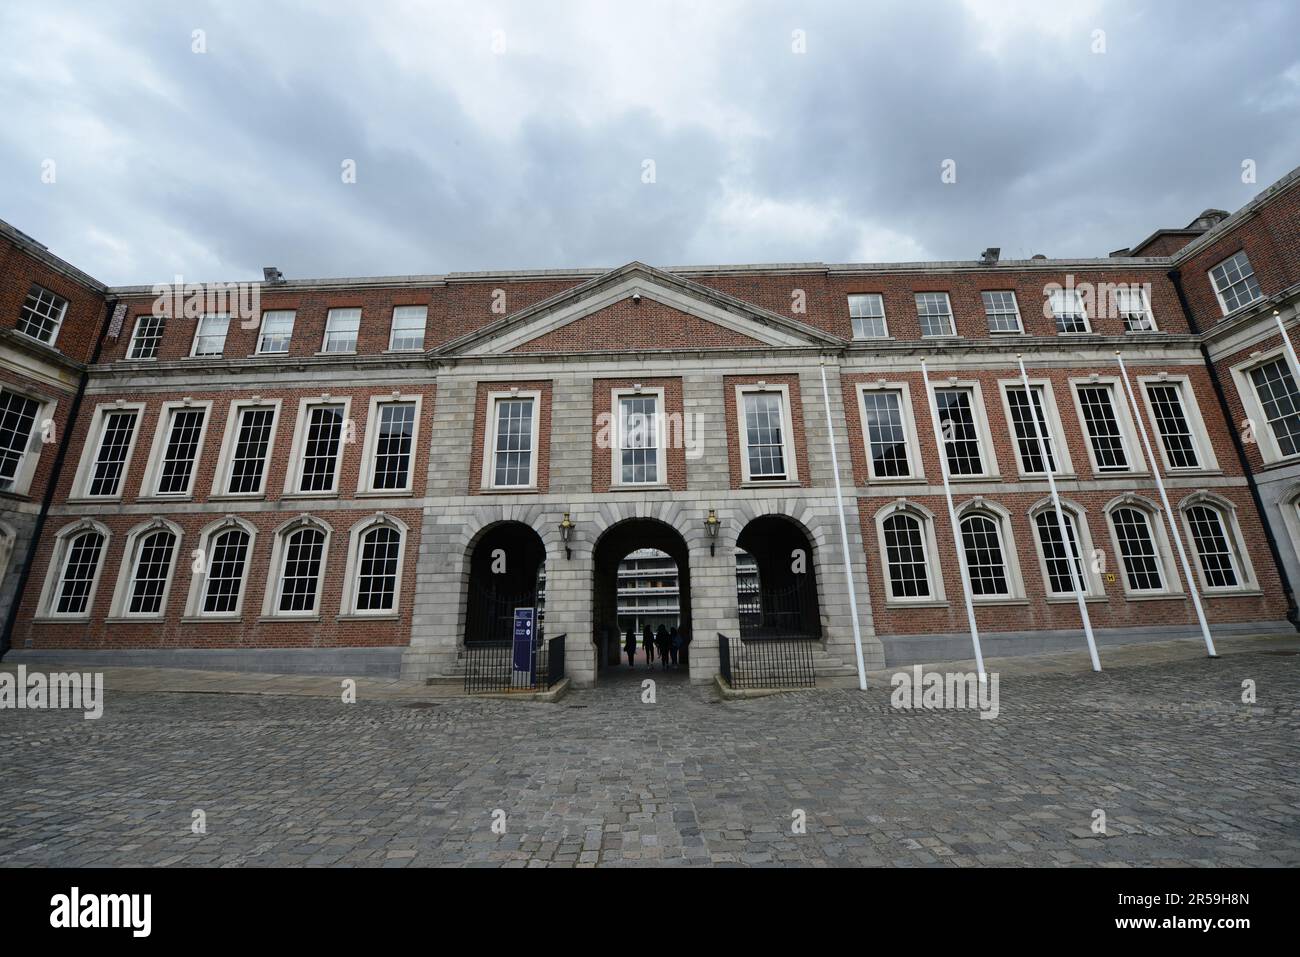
[512,607,536,679]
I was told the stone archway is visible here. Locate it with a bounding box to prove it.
[736,514,822,640]
[463,521,547,644]
[591,517,693,682]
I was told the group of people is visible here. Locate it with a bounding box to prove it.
[625,623,690,670]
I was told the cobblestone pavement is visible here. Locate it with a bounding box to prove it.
[1,651,1298,867]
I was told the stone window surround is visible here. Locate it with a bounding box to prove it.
[282,395,354,498]
[34,518,112,621]
[873,499,947,608]
[925,377,1001,481]
[1102,494,1184,600]
[481,388,542,491]
[1135,373,1220,474]
[138,398,214,501]
[609,385,667,489]
[261,515,333,620]
[734,381,799,486]
[338,512,409,618]
[68,400,147,502]
[1067,375,1147,478]
[854,379,925,483]
[0,383,57,497]
[106,517,184,620]
[183,515,259,620]
[209,397,283,499]
[995,377,1077,479]
[357,393,423,495]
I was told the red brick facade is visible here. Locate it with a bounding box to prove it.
[5,165,1300,669]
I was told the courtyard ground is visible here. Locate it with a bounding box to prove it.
[1,635,1297,867]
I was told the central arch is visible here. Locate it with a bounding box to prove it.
[591,517,693,682]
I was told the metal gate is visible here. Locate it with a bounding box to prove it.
[737,579,818,641]
[465,583,544,645]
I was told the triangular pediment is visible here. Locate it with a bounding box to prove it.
[438,262,840,356]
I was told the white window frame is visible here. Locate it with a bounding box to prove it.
[16,284,69,346]
[358,394,423,494]
[874,501,946,607]
[321,307,361,355]
[981,290,1023,335]
[69,401,147,501]
[127,314,166,359]
[482,390,542,490]
[1028,500,1103,600]
[848,294,889,339]
[210,398,282,498]
[140,399,213,500]
[184,516,258,620]
[927,379,1000,480]
[339,513,408,618]
[1137,374,1218,473]
[262,516,333,619]
[189,313,231,358]
[387,305,427,352]
[735,383,799,485]
[1230,348,1300,465]
[1114,286,1157,333]
[1209,250,1263,316]
[1104,496,1182,599]
[996,379,1075,478]
[107,518,183,619]
[35,519,111,620]
[255,310,296,355]
[611,386,666,487]
[855,381,924,482]
[1049,289,1092,334]
[283,395,353,497]
[1178,493,1258,594]
[955,500,1027,602]
[0,386,56,497]
[915,292,955,338]
[1069,377,1144,477]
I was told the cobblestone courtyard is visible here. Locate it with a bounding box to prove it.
[2,648,1298,867]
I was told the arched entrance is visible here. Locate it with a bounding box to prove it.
[464,521,546,644]
[591,518,693,681]
[736,515,821,640]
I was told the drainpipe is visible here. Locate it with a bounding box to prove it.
[0,296,117,657]
[1168,268,1300,630]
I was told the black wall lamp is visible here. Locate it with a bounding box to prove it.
[704,508,720,556]
[558,512,575,559]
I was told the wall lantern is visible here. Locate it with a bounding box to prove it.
[704,508,720,556]
[558,512,576,560]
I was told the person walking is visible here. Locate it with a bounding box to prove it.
[624,627,638,668]
[669,625,681,668]
[642,626,655,667]
[655,624,671,670]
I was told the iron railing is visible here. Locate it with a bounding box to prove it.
[717,633,815,690]
[463,634,566,694]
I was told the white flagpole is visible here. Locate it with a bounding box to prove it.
[1016,355,1101,671]
[820,359,869,691]
[919,359,986,681]
[1115,352,1217,657]
[1273,310,1300,382]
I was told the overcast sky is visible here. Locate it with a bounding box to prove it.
[2,0,1298,286]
